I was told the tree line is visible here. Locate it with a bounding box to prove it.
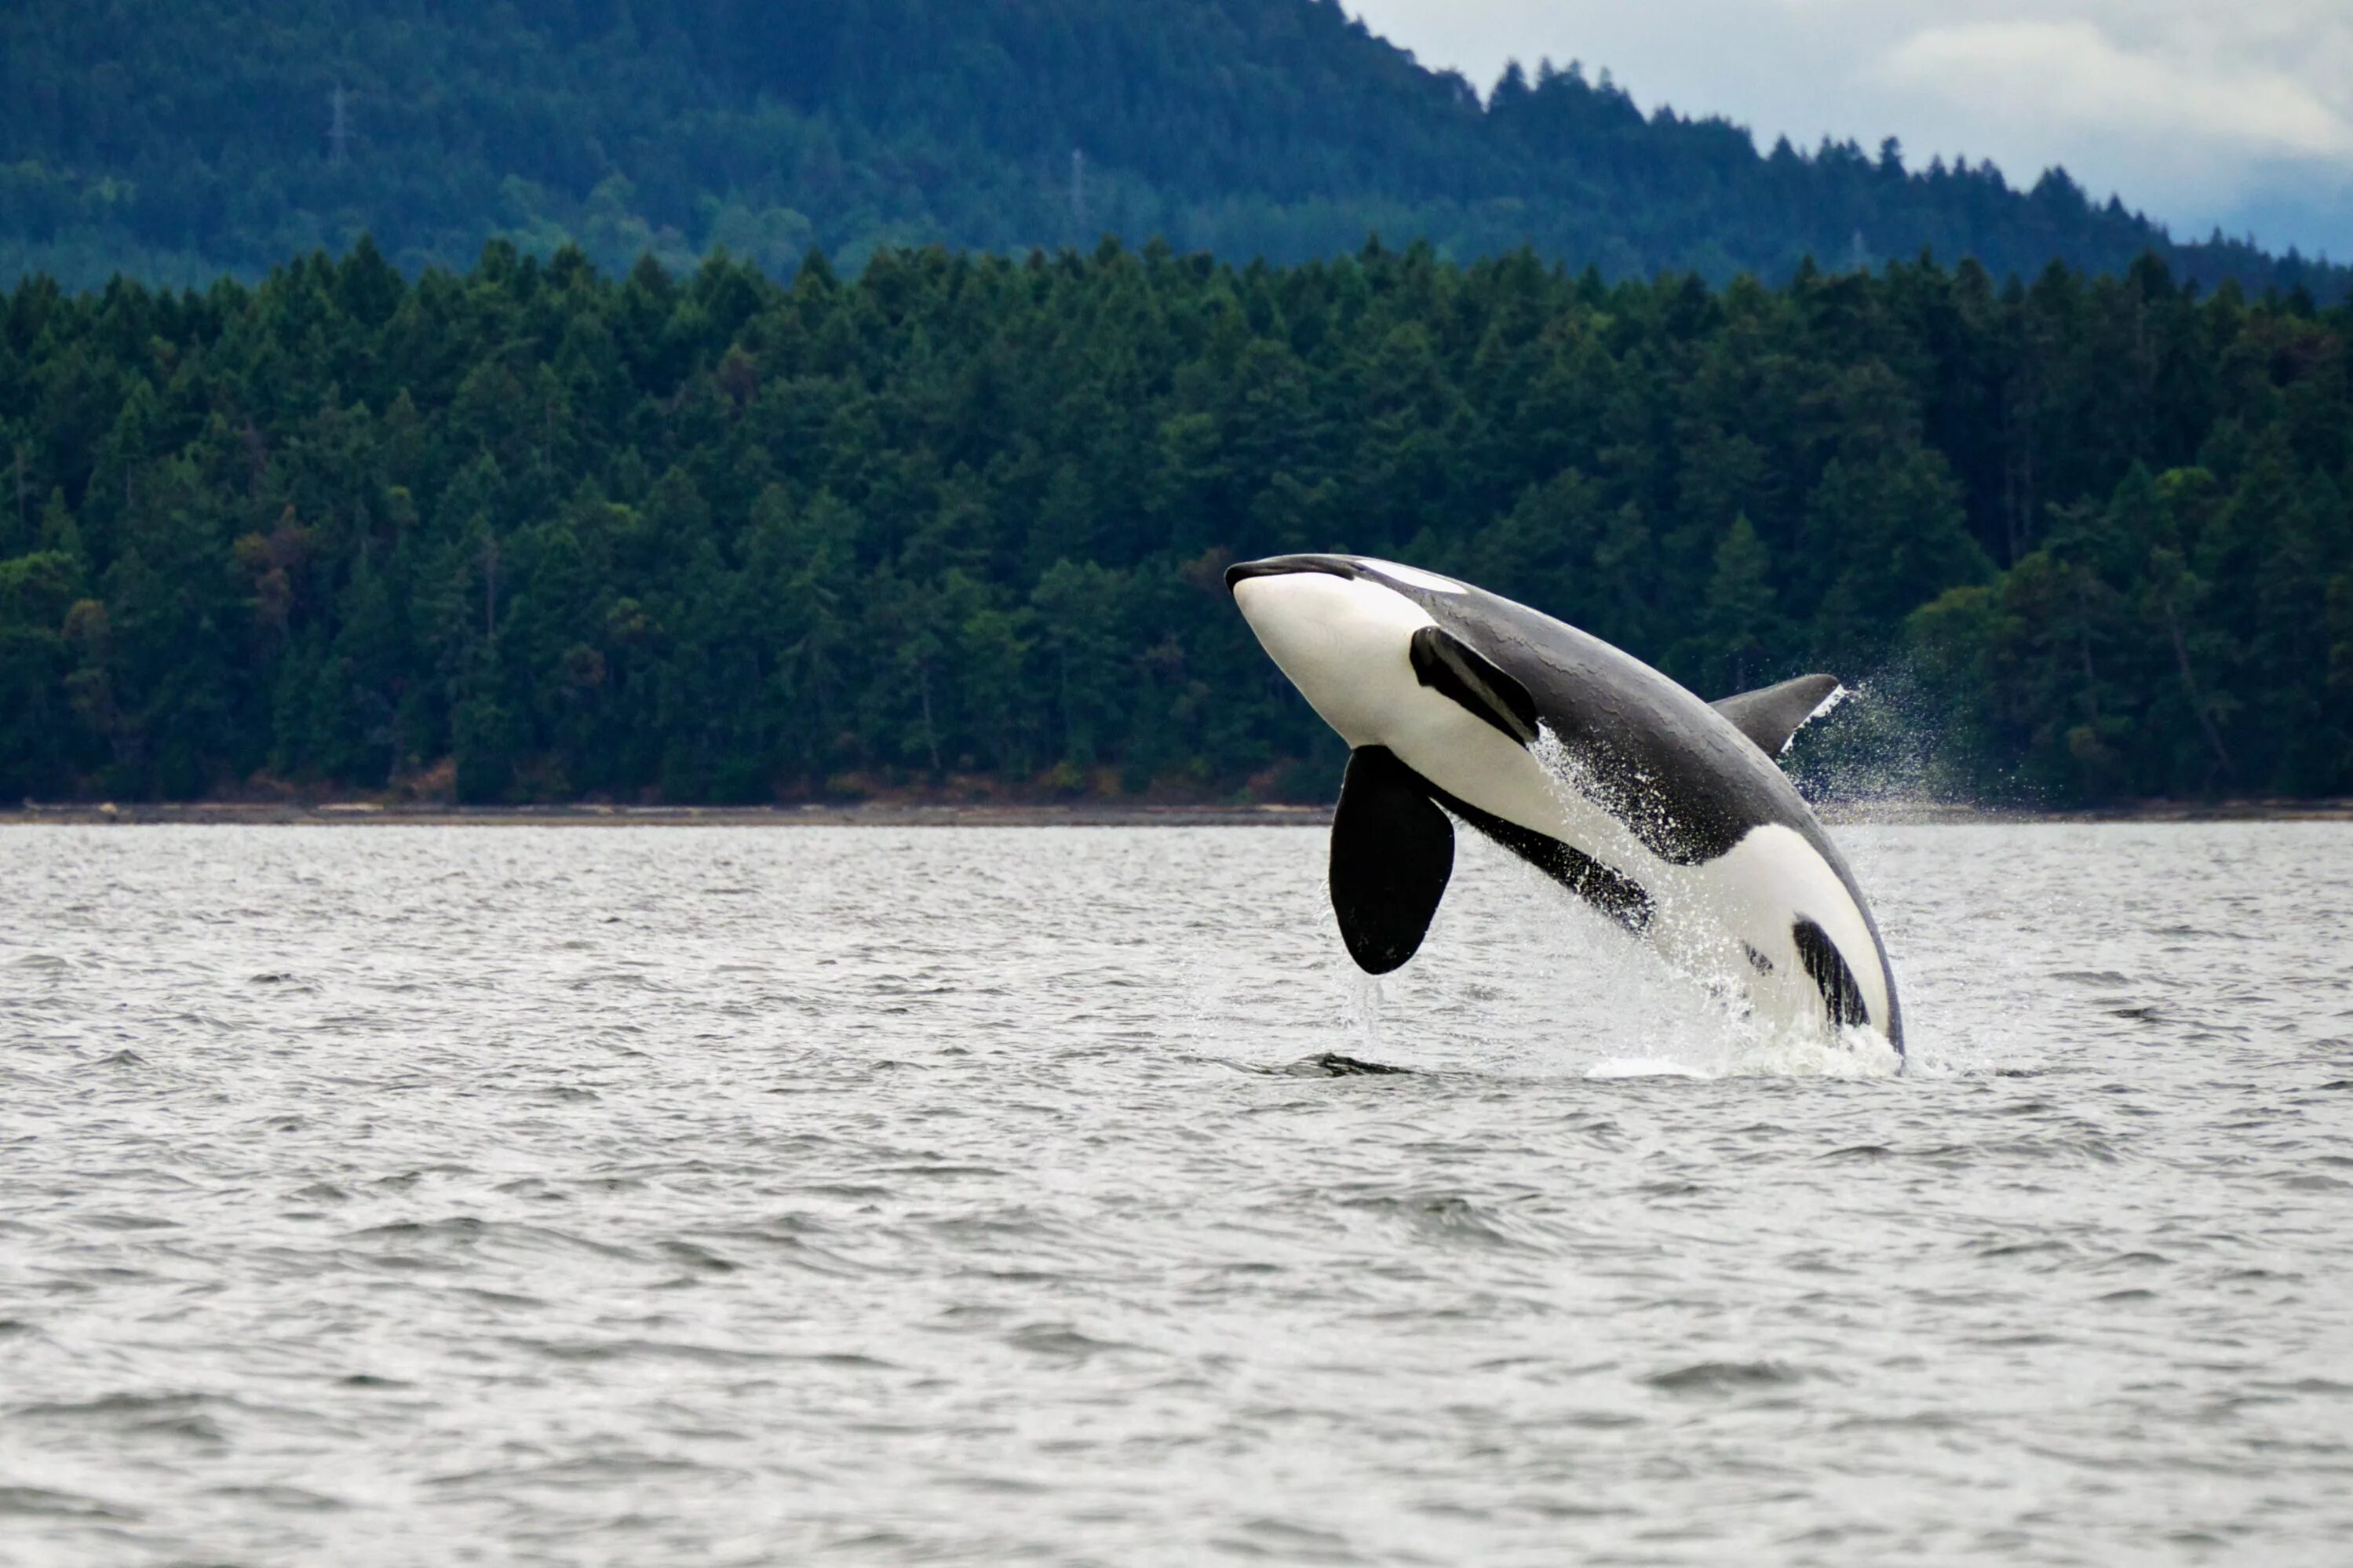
[1,236,2348,805]
[4,0,2342,301]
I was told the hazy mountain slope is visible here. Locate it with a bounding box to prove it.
[2,0,2342,294]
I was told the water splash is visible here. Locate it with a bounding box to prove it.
[1577,1012,1902,1083]
[1344,969,1385,1058]
[1517,720,1910,1081]
[1715,1018,1903,1080]
[1527,722,1680,860]
[1782,658,1975,819]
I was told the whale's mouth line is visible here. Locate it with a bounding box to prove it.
[1224,556,1359,593]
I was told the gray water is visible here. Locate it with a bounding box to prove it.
[2,822,2351,1566]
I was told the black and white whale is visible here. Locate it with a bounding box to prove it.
[1226,554,1903,1053]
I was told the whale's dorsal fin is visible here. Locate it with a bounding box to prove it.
[1712,674,1843,757]
[1330,746,1454,975]
[1409,626,1539,744]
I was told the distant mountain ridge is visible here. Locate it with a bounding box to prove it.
[2,0,2344,294]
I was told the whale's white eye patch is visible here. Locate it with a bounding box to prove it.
[1363,562,1465,596]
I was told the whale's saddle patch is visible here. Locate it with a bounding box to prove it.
[1410,627,1539,745]
[1330,746,1456,974]
[1712,673,1842,756]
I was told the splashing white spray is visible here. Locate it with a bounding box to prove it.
[1520,721,1903,1081]
[1344,968,1385,1057]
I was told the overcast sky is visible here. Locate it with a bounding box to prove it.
[1348,0,2353,260]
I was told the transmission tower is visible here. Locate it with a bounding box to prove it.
[328,84,352,168]
[1070,149,1086,239]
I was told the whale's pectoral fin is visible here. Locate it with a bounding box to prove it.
[1712,673,1844,757]
[1410,626,1539,744]
[1329,746,1455,974]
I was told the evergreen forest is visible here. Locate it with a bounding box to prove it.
[4,0,2344,300]
[3,237,2348,807]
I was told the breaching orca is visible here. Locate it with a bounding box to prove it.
[1226,554,1902,1053]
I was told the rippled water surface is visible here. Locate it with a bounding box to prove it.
[5,822,2353,1565]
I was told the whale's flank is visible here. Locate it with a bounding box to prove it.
[1424,781,1656,935]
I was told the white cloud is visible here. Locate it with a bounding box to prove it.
[1346,0,2353,257]
[1880,20,2353,160]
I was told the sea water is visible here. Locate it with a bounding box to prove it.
[2,822,2351,1564]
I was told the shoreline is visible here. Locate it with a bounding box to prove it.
[5,799,2351,827]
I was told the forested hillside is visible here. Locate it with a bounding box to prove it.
[2,0,2343,297]
[2,239,2347,805]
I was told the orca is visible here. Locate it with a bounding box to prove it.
[1226,554,1903,1053]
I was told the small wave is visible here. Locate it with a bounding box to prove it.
[2260,1377,2353,1397]
[516,1336,788,1367]
[1643,1359,1808,1395]
[1972,1238,2075,1262]
[1008,1323,1136,1361]
[0,1485,136,1520]
[8,1391,232,1446]
[658,1240,741,1274]
[345,1216,648,1264]
[203,1483,346,1512]
[1342,1192,1530,1252]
